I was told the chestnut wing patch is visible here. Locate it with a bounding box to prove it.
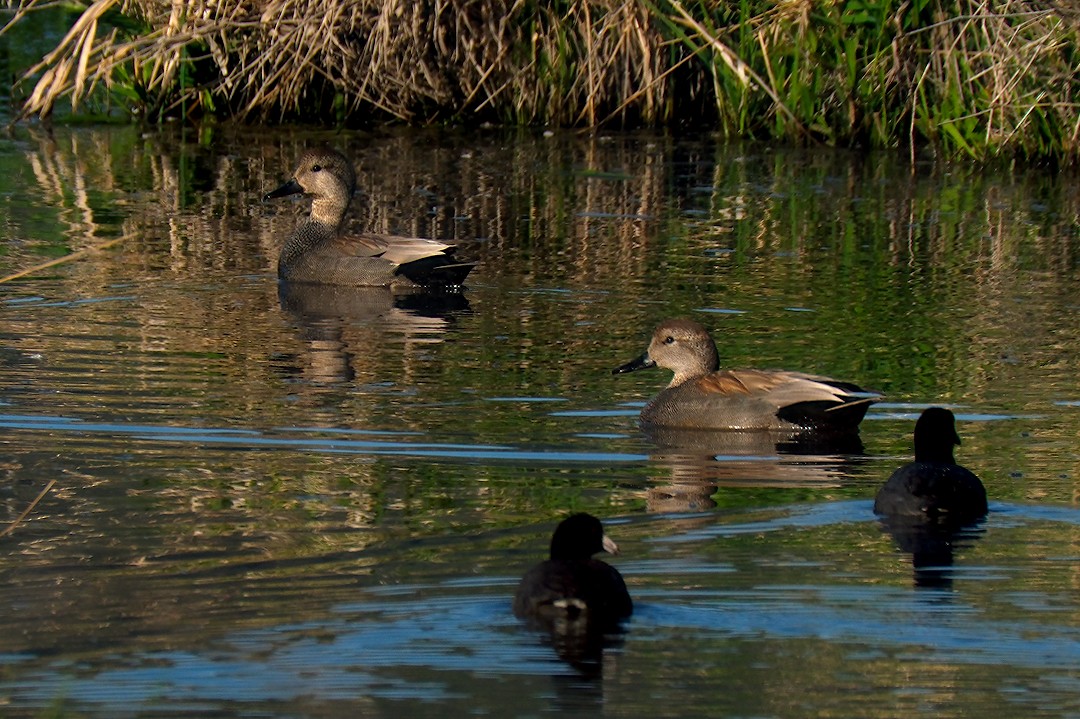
[694,369,789,396]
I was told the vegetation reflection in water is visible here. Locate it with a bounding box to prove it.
[0,125,1078,717]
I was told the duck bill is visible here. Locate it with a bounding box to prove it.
[264,178,303,201]
[601,534,620,556]
[612,352,655,375]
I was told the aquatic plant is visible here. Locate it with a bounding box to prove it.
[2,0,1077,161]
[652,0,1080,161]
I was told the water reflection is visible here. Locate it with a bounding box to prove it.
[641,424,868,512]
[2,124,1080,718]
[878,516,988,590]
[521,619,627,681]
[277,282,470,384]
[6,503,1080,717]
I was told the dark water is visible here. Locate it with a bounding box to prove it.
[1,124,1079,717]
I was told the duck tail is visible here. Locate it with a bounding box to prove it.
[397,258,476,287]
[777,393,879,431]
[553,597,589,622]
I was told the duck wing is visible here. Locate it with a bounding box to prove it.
[695,369,793,396]
[695,369,862,401]
[331,233,454,265]
[696,369,879,430]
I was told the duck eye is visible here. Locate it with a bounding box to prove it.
[663,336,675,345]
[311,164,322,172]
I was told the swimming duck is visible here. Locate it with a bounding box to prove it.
[874,407,987,522]
[265,148,474,288]
[513,513,632,626]
[613,318,879,432]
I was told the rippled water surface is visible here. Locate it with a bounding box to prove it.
[1,125,1079,717]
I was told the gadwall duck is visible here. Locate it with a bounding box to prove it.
[513,513,632,626]
[613,318,880,432]
[874,407,987,522]
[265,148,474,288]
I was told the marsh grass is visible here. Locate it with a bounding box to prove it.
[3,0,1078,161]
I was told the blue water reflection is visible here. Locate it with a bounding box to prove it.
[1,126,1079,717]
[4,504,1080,715]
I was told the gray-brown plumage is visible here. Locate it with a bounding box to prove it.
[613,318,879,432]
[874,407,987,522]
[265,148,474,288]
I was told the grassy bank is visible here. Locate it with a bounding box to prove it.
[3,0,1078,162]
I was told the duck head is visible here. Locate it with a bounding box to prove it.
[549,513,619,561]
[613,318,721,386]
[265,148,357,223]
[912,407,962,464]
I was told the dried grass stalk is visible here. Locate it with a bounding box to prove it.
[6,0,1079,159]
[10,0,680,124]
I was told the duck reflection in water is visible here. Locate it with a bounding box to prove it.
[874,407,989,589]
[513,514,632,677]
[639,425,870,513]
[275,283,469,385]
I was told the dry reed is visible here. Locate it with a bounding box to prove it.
[4,0,1079,160]
[0,479,55,538]
[6,0,679,126]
